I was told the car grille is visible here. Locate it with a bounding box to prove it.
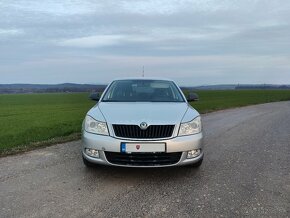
[105,152,182,166]
[112,124,175,139]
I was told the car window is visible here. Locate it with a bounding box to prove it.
[102,80,185,102]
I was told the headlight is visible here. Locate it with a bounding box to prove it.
[178,116,202,136]
[84,115,109,135]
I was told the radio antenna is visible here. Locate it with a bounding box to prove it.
[142,66,145,77]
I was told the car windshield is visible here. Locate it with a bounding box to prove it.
[102,80,185,102]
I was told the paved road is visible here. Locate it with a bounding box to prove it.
[1,101,290,218]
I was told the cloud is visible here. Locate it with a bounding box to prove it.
[0,0,97,15]
[0,0,290,84]
[0,28,23,36]
[57,27,239,49]
[58,35,125,48]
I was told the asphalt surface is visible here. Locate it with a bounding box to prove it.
[1,101,290,218]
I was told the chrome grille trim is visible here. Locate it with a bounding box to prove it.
[113,124,175,139]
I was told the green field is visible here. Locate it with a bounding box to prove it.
[0,93,95,155]
[1,90,290,155]
[192,90,290,113]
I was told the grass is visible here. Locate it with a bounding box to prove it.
[0,93,94,155]
[0,90,290,155]
[192,90,290,113]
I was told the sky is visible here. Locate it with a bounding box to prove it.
[0,0,290,86]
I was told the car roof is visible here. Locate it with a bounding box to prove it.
[112,77,175,82]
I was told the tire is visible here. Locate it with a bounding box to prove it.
[83,156,95,168]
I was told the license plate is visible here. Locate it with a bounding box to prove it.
[120,142,166,153]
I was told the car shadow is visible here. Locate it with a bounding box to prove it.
[82,163,202,182]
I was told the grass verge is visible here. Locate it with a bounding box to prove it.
[0,133,80,157]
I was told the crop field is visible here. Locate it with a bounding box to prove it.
[0,93,95,155]
[0,90,290,155]
[191,90,290,113]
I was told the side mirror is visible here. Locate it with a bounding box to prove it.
[187,92,199,102]
[89,92,101,101]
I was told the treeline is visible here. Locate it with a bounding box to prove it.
[236,85,290,90]
[1,83,290,94]
[0,84,107,94]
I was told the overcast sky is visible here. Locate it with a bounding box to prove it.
[0,0,290,85]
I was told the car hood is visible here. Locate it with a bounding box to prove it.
[97,102,191,125]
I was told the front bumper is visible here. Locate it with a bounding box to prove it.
[82,130,203,167]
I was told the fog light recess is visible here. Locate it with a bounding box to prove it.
[187,149,201,159]
[85,148,100,158]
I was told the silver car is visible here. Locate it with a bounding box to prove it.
[82,78,203,167]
